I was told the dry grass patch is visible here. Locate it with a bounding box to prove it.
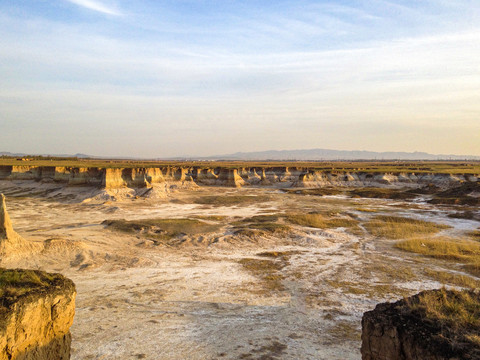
[256,250,301,258]
[364,215,450,239]
[193,195,271,207]
[396,237,480,277]
[371,284,410,298]
[326,279,409,298]
[423,268,480,289]
[326,280,368,295]
[233,223,292,238]
[285,213,359,230]
[355,207,378,213]
[464,262,480,277]
[467,334,480,347]
[191,215,227,222]
[407,288,480,349]
[349,187,416,200]
[238,258,286,292]
[448,211,480,221]
[364,261,417,282]
[468,229,480,241]
[285,188,344,196]
[329,321,361,341]
[238,341,288,360]
[233,214,292,238]
[396,237,480,260]
[103,218,220,241]
[429,182,480,206]
[235,214,281,224]
[0,268,72,309]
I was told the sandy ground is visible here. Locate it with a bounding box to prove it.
[1,181,479,360]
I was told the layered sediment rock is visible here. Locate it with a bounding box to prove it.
[361,290,480,360]
[0,268,76,360]
[0,165,478,190]
[217,169,245,187]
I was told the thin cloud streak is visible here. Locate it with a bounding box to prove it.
[64,0,122,16]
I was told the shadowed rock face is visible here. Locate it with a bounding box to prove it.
[0,268,76,360]
[361,290,480,360]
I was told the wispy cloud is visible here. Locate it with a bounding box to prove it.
[64,0,122,16]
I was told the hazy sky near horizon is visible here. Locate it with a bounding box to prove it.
[1,0,479,157]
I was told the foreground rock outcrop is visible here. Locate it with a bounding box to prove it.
[0,268,76,360]
[361,289,480,360]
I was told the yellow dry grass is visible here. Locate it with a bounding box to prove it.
[396,237,480,261]
[409,288,480,331]
[0,268,66,302]
[423,268,480,289]
[396,237,480,277]
[405,289,480,352]
[468,229,480,241]
[285,213,358,230]
[102,218,220,241]
[364,215,450,239]
[355,208,378,213]
[238,258,285,292]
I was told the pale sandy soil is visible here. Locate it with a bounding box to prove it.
[1,182,479,360]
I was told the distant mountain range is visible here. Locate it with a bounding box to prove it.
[0,151,91,158]
[2,149,479,161]
[175,149,480,161]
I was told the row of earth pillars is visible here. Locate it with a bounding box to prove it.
[0,165,477,188]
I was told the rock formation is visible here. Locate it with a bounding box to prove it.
[0,164,478,191]
[0,194,14,241]
[0,194,33,258]
[0,268,76,360]
[361,289,480,360]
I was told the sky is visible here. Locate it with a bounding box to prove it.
[0,0,479,158]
